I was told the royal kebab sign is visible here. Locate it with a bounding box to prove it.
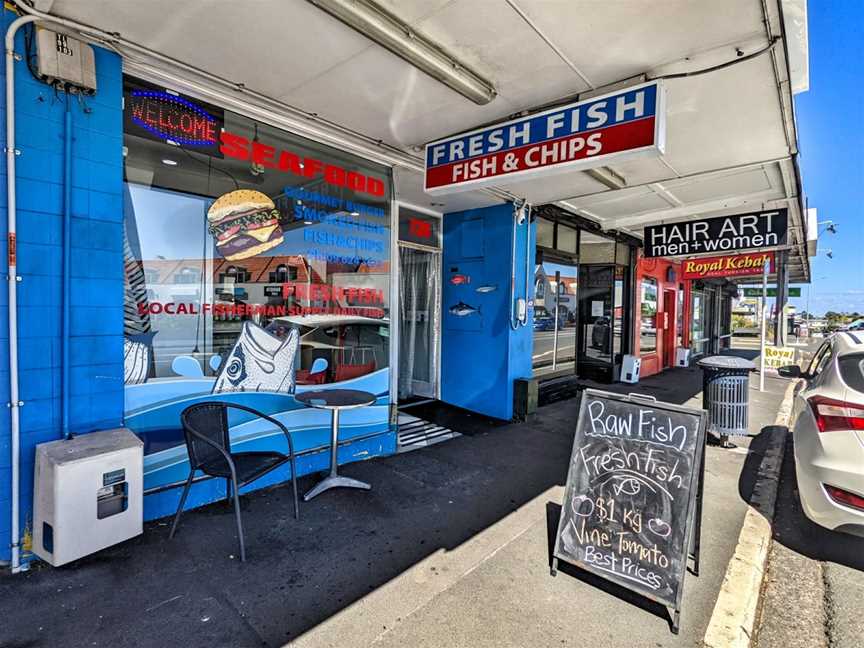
[680,251,774,280]
[424,81,666,193]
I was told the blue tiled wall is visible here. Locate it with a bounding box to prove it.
[440,203,535,420]
[0,9,125,562]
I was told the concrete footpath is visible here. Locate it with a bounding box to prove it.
[0,367,792,648]
[294,370,792,648]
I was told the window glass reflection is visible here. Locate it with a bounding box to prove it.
[532,259,578,376]
[122,89,392,391]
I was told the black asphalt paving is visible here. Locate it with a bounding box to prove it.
[0,362,789,648]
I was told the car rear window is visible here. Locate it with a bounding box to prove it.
[839,353,864,392]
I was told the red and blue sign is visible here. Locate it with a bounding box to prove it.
[424,81,665,193]
[124,77,225,156]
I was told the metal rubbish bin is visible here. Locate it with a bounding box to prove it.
[697,356,756,444]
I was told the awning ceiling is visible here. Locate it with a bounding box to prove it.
[44,0,810,281]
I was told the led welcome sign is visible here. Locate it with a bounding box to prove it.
[124,78,225,154]
[128,90,218,146]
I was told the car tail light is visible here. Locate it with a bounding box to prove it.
[824,484,864,512]
[807,396,864,432]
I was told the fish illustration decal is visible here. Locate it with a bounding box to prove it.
[449,301,480,317]
[475,284,497,293]
[123,332,155,385]
[212,321,299,394]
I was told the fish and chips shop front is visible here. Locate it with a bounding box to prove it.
[1,59,673,556]
[1,0,809,572]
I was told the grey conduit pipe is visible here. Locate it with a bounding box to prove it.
[523,203,532,325]
[509,201,532,330]
[6,12,41,574]
[509,202,522,330]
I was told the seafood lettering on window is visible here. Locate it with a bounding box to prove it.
[553,389,707,623]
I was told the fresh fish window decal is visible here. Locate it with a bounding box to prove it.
[449,301,480,317]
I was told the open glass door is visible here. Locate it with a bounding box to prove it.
[396,205,441,402]
[398,245,440,399]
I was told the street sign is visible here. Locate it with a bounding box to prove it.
[552,389,707,634]
[644,209,788,258]
[680,252,774,280]
[425,81,665,193]
[741,287,801,297]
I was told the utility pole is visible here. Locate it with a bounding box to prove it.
[760,261,768,392]
[774,250,789,347]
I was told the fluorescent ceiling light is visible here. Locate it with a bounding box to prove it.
[308,0,497,105]
[161,158,178,166]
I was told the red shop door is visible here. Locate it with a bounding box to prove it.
[663,289,676,368]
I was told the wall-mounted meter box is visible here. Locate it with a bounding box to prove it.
[33,428,143,566]
[35,28,97,94]
[620,355,641,384]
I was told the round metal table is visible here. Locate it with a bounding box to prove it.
[295,389,377,501]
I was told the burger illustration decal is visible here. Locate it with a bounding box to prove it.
[207,189,284,261]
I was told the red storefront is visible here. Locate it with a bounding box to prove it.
[634,254,691,378]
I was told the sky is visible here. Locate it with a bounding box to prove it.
[785,2,864,315]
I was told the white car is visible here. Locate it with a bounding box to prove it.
[781,332,864,536]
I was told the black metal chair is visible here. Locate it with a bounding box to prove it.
[169,402,300,561]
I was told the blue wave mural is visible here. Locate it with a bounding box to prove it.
[124,368,392,499]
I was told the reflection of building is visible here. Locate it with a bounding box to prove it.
[130,253,391,378]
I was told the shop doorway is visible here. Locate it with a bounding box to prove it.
[396,205,442,403]
[577,265,616,381]
[663,289,677,368]
[532,255,578,377]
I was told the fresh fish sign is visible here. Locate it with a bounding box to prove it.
[449,301,480,317]
[425,81,665,193]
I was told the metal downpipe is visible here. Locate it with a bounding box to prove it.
[6,12,41,574]
[62,95,72,440]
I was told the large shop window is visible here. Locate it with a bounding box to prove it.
[640,278,658,354]
[122,78,392,395]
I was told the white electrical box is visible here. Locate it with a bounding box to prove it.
[35,28,97,94]
[33,428,143,566]
[676,347,692,367]
[621,355,641,384]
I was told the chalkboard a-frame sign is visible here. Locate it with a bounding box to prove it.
[551,389,707,634]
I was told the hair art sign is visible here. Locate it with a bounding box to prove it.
[680,252,775,280]
[644,209,789,258]
[424,81,666,193]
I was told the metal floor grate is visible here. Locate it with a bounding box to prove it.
[397,413,460,453]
